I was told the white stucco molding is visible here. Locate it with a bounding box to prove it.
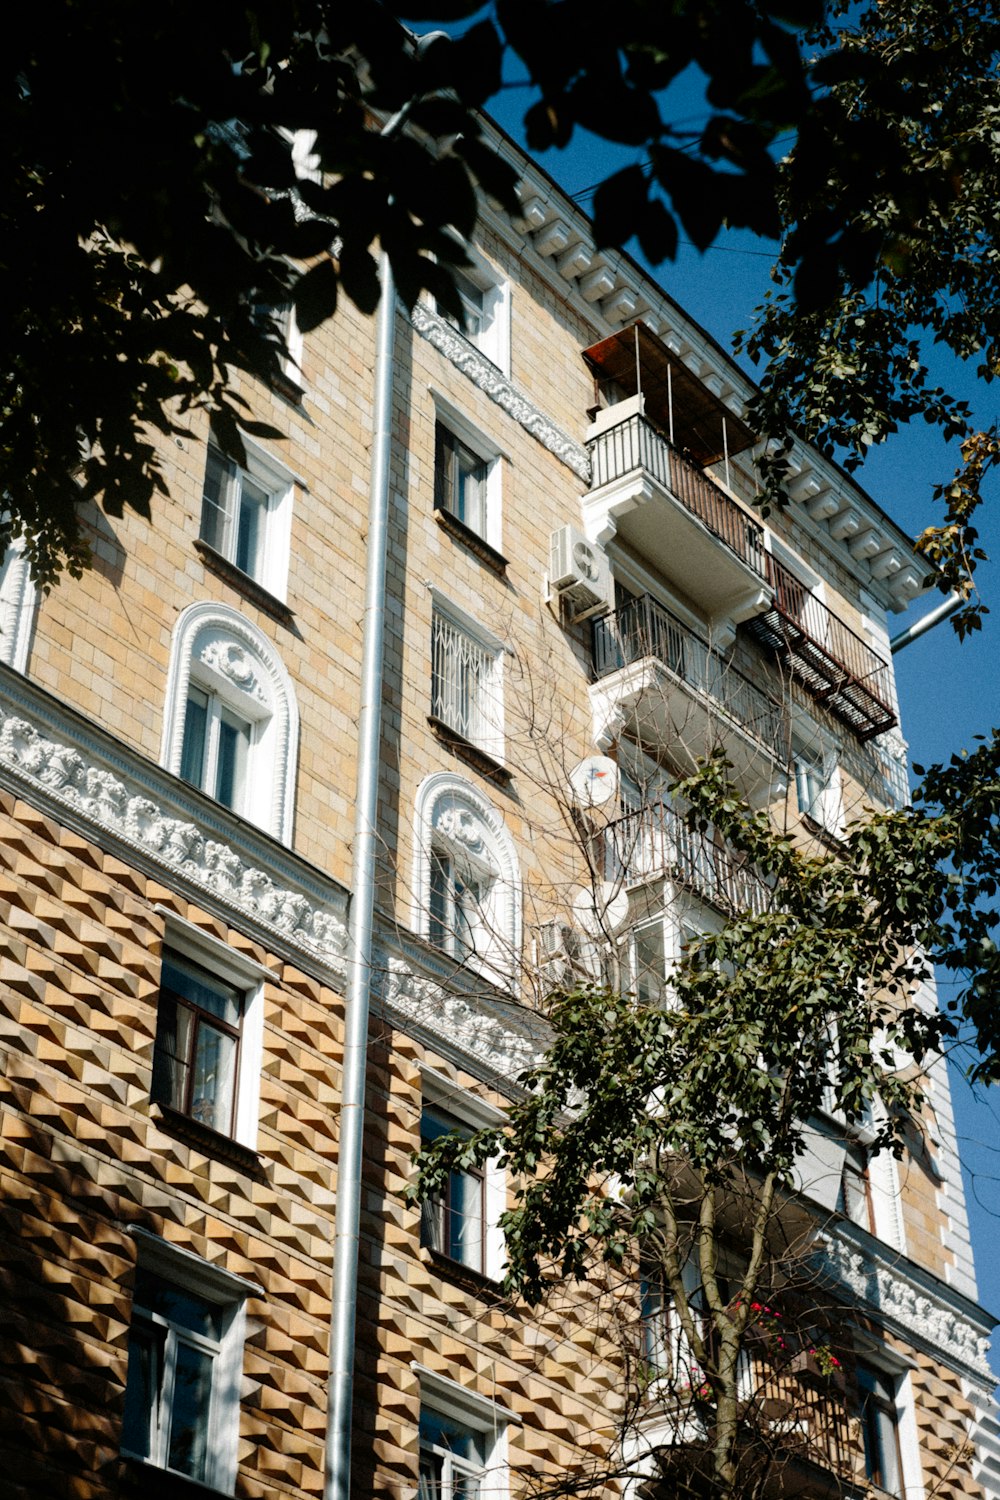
[162,601,300,844]
[0,668,343,965]
[0,668,545,1095]
[378,952,544,1085]
[410,301,591,483]
[817,1227,995,1385]
[0,539,38,674]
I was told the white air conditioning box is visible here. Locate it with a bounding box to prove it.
[549,526,612,619]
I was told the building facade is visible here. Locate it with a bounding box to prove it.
[0,114,995,1500]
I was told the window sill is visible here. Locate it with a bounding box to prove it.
[117,1456,231,1497]
[425,1248,508,1303]
[434,508,508,575]
[427,716,512,786]
[194,540,294,627]
[800,812,845,849]
[150,1102,265,1176]
[271,371,305,406]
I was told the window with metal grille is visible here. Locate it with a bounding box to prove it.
[430,606,503,761]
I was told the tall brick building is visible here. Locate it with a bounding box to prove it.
[0,111,996,1500]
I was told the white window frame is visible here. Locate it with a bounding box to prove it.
[249,301,305,395]
[851,1344,922,1500]
[429,589,506,764]
[162,602,299,843]
[122,1229,262,1494]
[199,437,294,602]
[414,1365,518,1500]
[625,891,720,1009]
[431,395,504,554]
[413,773,521,987]
[152,909,266,1151]
[0,535,38,673]
[434,243,510,375]
[791,707,844,837]
[420,1068,506,1281]
[845,1104,907,1252]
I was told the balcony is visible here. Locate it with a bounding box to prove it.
[745,554,897,742]
[580,401,771,640]
[635,1349,857,1500]
[590,593,789,800]
[603,797,772,919]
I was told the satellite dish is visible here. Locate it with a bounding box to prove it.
[569,756,620,810]
[572,882,630,936]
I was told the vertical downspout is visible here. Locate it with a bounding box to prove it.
[324,244,396,1500]
[322,46,449,1498]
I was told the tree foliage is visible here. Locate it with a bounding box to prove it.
[413,742,1000,1498]
[7,0,1000,601]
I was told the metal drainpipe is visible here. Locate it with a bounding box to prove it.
[889,591,963,654]
[324,238,396,1500]
[322,44,461,1496]
[323,43,450,1486]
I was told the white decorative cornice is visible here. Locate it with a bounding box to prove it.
[0,687,346,954]
[0,671,546,1098]
[409,301,591,483]
[817,1229,995,1385]
[378,954,543,1083]
[475,126,930,612]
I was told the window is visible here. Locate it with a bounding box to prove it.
[435,424,489,537]
[151,912,265,1152]
[198,440,293,599]
[415,1367,516,1500]
[431,405,504,559]
[792,720,843,836]
[640,1254,751,1395]
[430,597,505,763]
[794,746,832,824]
[249,302,304,396]
[429,846,491,963]
[0,535,38,672]
[414,775,521,985]
[152,951,244,1136]
[631,921,668,1007]
[420,1105,485,1272]
[162,602,299,842]
[180,684,253,814]
[419,1407,488,1500]
[437,250,510,374]
[856,1363,903,1497]
[122,1232,260,1493]
[840,1139,874,1232]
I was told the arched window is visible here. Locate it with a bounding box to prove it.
[162,603,298,842]
[413,774,521,985]
[0,537,38,673]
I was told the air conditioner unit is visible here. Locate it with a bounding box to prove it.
[549,526,612,620]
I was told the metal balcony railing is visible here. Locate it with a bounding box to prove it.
[592,593,787,756]
[604,797,772,918]
[587,413,768,582]
[590,591,785,756]
[746,554,897,742]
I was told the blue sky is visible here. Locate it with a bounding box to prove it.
[485,86,1000,1369]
